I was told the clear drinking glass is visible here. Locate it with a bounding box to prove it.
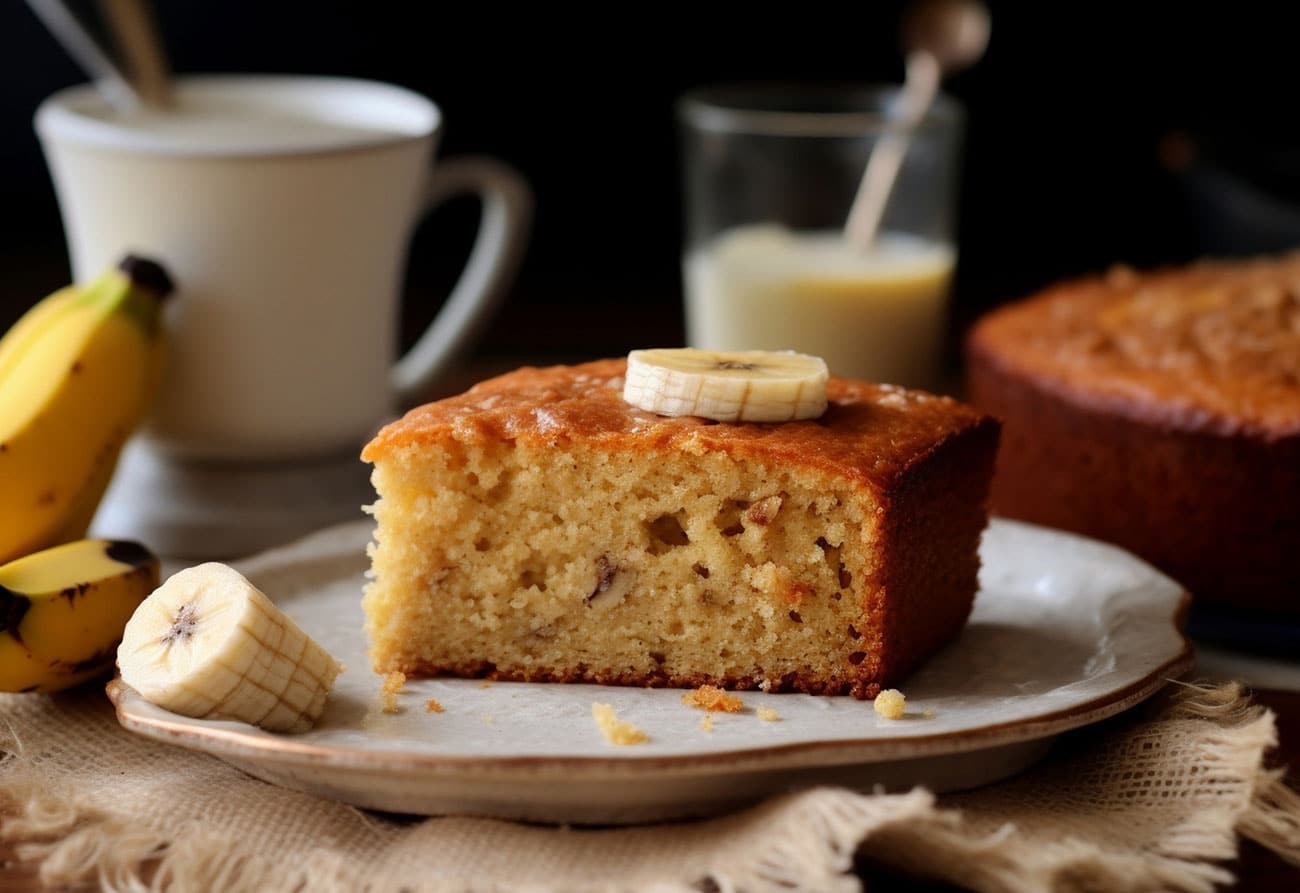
[678,84,964,390]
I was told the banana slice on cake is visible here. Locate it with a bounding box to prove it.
[117,562,341,733]
[623,348,828,422]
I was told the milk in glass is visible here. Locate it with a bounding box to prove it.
[684,224,955,389]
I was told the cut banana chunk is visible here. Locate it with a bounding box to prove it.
[623,348,829,422]
[117,562,342,733]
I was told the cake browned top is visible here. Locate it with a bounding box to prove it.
[363,359,993,493]
[968,256,1300,439]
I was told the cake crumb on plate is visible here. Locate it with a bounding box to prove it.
[756,707,780,722]
[425,699,444,713]
[592,703,649,745]
[700,714,714,733]
[874,689,906,720]
[380,671,406,714]
[681,685,744,713]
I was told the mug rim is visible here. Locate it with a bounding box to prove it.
[34,74,441,158]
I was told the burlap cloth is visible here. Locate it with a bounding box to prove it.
[0,681,1297,892]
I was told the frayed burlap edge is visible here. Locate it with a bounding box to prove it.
[1,682,1297,893]
[1182,682,1300,863]
[1166,682,1300,867]
[868,681,1300,893]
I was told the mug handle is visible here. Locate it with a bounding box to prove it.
[391,156,533,402]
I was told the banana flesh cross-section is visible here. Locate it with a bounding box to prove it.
[623,348,829,422]
[117,563,342,733]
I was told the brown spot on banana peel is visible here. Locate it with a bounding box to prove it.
[59,582,91,604]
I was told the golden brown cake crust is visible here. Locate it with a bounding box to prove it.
[967,258,1300,440]
[364,359,992,494]
[967,257,1300,616]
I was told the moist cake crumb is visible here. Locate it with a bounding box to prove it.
[362,359,998,698]
[756,707,780,722]
[681,685,744,713]
[592,703,649,745]
[874,688,906,720]
[700,714,714,733]
[380,671,406,714]
[425,699,444,713]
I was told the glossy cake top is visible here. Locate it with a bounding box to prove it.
[363,359,994,491]
[968,256,1300,438]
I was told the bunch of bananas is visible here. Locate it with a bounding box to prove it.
[0,256,172,692]
[0,258,343,729]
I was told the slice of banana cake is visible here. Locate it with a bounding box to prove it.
[361,352,998,699]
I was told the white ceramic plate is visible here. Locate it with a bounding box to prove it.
[109,519,1192,824]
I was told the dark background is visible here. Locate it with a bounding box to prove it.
[4,1,1300,365]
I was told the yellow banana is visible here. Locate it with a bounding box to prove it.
[0,257,173,563]
[0,285,81,382]
[0,538,159,692]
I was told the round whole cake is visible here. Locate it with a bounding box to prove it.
[966,256,1300,618]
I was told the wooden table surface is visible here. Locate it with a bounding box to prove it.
[1,689,1296,892]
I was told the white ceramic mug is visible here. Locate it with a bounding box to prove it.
[35,75,531,461]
